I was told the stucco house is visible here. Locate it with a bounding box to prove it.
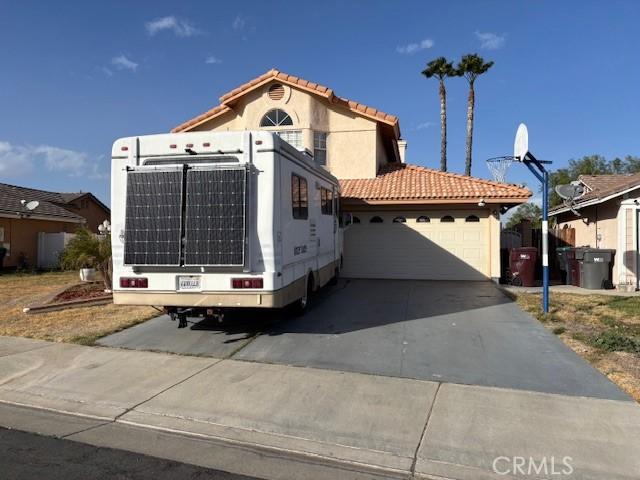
[172,69,531,281]
[0,183,110,269]
[550,173,640,289]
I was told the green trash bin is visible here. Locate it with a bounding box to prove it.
[580,249,615,290]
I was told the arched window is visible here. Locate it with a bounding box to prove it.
[393,216,406,223]
[440,215,455,223]
[370,216,383,223]
[416,215,430,223]
[260,109,293,127]
[352,216,361,224]
[465,215,480,223]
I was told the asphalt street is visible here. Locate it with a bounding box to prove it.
[0,427,261,480]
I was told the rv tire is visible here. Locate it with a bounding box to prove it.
[294,274,314,316]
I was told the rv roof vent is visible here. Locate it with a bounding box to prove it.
[268,83,285,101]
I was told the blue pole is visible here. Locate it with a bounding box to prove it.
[542,169,549,313]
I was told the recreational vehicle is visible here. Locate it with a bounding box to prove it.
[111,131,344,326]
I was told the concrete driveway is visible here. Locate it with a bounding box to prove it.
[98,279,629,401]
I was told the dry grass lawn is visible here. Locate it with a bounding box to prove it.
[0,271,158,344]
[516,292,640,402]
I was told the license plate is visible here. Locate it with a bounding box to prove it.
[177,276,201,291]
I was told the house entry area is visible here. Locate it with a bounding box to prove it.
[341,210,490,281]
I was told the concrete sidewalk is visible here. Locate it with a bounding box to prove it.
[0,336,639,480]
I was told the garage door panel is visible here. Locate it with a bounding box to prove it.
[343,211,489,281]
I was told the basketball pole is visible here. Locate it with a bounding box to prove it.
[522,151,550,313]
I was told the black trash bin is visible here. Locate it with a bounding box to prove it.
[556,246,572,284]
[580,249,615,290]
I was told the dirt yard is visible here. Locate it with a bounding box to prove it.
[0,271,158,344]
[516,292,640,402]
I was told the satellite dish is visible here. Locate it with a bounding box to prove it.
[555,183,585,201]
[25,200,40,211]
[513,123,529,161]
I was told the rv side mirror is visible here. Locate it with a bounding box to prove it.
[340,213,353,228]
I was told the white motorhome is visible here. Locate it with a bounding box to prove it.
[111,131,343,325]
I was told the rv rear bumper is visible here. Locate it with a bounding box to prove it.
[112,278,305,309]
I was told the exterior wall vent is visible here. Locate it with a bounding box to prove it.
[268,83,285,101]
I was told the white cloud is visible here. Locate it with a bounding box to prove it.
[0,141,90,178]
[205,55,222,65]
[111,55,138,72]
[100,66,114,77]
[232,14,246,31]
[475,31,506,50]
[146,16,202,37]
[396,38,434,54]
[414,121,435,130]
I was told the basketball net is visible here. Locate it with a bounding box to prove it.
[486,156,516,183]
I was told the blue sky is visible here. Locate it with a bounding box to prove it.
[1,0,639,205]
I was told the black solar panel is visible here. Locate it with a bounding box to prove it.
[124,170,183,266]
[184,169,246,266]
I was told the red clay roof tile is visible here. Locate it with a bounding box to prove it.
[172,69,399,134]
[340,163,532,202]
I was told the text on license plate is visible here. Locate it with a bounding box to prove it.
[178,276,201,290]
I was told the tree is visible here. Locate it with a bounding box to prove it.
[506,203,542,229]
[421,57,459,172]
[61,227,112,290]
[457,54,494,176]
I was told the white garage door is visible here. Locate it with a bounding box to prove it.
[342,211,490,280]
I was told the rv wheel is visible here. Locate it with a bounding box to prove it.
[294,274,314,315]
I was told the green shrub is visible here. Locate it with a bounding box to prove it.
[60,228,112,289]
[590,330,640,354]
[552,326,566,335]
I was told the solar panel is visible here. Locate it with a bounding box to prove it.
[184,169,246,266]
[124,170,183,266]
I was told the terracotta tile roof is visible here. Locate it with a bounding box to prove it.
[340,164,532,202]
[172,68,399,134]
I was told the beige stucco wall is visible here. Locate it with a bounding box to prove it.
[187,81,389,179]
[0,216,81,268]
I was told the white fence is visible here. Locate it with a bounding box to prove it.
[37,232,75,269]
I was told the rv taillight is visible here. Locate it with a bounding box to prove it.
[121,146,128,151]
[231,278,263,289]
[203,142,210,147]
[255,140,263,145]
[170,144,177,149]
[120,277,148,288]
[186,143,194,148]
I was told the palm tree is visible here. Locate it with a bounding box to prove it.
[457,54,494,176]
[421,57,459,172]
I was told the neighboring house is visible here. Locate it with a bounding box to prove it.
[550,173,640,289]
[0,183,110,269]
[172,68,531,281]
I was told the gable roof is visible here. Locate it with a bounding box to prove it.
[0,183,102,222]
[550,173,640,215]
[340,163,532,204]
[172,68,400,137]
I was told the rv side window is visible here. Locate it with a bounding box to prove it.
[291,174,308,220]
[321,187,333,215]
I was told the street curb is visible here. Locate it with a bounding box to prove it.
[0,401,412,480]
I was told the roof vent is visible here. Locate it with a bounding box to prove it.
[268,83,285,101]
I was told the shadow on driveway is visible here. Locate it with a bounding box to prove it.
[98,279,630,401]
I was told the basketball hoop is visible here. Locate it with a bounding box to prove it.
[486,155,517,183]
